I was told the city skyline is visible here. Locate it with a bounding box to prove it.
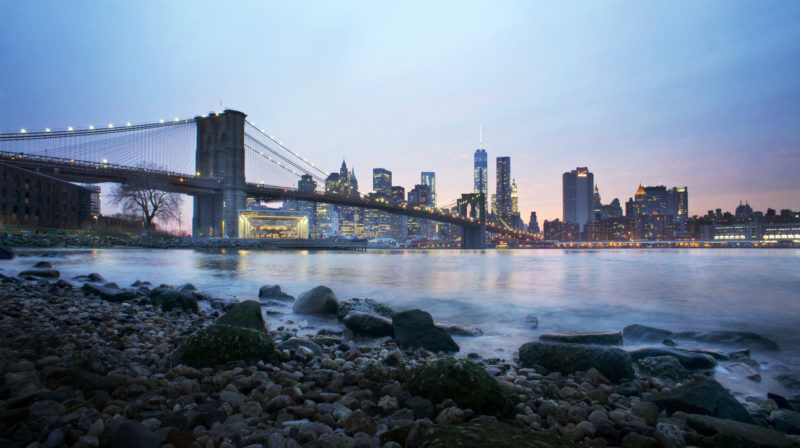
[1,2,799,225]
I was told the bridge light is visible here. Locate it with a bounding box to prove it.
[174,117,179,122]
[68,126,73,131]
[159,119,164,123]
[45,128,50,132]
[89,125,94,130]
[103,159,107,163]
[20,129,26,133]
[196,171,200,176]
[108,124,113,128]
[126,122,131,127]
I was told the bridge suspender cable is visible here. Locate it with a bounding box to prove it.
[244,133,327,184]
[244,121,328,178]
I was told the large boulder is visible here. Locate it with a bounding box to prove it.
[111,420,162,448]
[343,311,394,337]
[18,269,59,279]
[337,297,394,320]
[175,325,274,368]
[293,286,339,315]
[405,359,513,419]
[149,287,198,312]
[81,282,137,302]
[648,378,754,424]
[637,355,688,380]
[623,324,674,342]
[420,416,578,447]
[628,347,716,370]
[392,309,459,353]
[216,300,266,333]
[684,413,794,447]
[518,341,634,383]
[674,330,780,351]
[539,332,623,346]
[258,284,295,302]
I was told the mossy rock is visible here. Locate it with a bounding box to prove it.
[420,417,577,448]
[175,324,274,368]
[405,358,513,419]
[217,300,266,333]
[150,287,198,312]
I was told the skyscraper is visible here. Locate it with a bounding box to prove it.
[372,168,392,197]
[496,157,511,219]
[511,179,519,214]
[474,150,488,195]
[563,167,594,233]
[421,172,436,207]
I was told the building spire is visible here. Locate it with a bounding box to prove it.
[479,125,483,150]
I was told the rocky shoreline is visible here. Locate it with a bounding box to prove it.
[2,264,800,448]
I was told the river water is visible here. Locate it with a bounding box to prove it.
[5,247,800,399]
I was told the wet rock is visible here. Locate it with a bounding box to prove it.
[293,285,339,315]
[392,309,458,353]
[724,362,762,382]
[18,269,60,279]
[175,324,274,367]
[337,297,394,320]
[621,432,658,448]
[111,420,162,448]
[623,324,673,342]
[217,300,266,333]
[405,358,513,419]
[649,377,754,424]
[653,422,684,448]
[74,272,105,282]
[519,341,634,383]
[524,314,539,329]
[405,396,435,420]
[637,355,688,380]
[277,337,323,357]
[539,332,622,346]
[419,416,578,447]
[259,284,295,302]
[685,413,795,447]
[438,323,484,337]
[343,311,394,337]
[149,287,198,312]
[0,246,14,259]
[776,373,800,391]
[33,261,52,268]
[628,347,716,370]
[770,409,800,434]
[674,330,780,351]
[81,282,137,302]
[436,406,465,425]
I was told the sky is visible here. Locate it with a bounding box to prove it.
[1,1,799,228]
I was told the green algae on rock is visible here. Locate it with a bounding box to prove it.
[420,416,578,448]
[175,324,274,367]
[216,300,266,333]
[405,358,513,419]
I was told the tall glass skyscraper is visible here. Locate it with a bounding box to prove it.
[421,172,436,207]
[496,157,511,219]
[563,167,594,233]
[474,149,488,195]
[372,168,392,196]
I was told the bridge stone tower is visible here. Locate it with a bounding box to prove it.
[193,110,247,238]
[458,193,487,249]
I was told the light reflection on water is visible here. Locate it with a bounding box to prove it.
[4,247,800,394]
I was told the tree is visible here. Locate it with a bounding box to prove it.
[110,170,183,233]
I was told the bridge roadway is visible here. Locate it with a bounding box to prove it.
[0,151,533,240]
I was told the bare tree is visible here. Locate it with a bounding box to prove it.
[110,169,183,233]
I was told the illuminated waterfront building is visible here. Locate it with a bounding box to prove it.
[562,167,594,233]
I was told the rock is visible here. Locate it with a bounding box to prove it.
[74,272,105,282]
[518,341,634,383]
[405,358,513,419]
[343,311,394,337]
[653,422,684,448]
[637,355,688,380]
[18,269,59,279]
[771,409,800,434]
[337,297,394,320]
[524,314,539,329]
[216,300,266,333]
[33,261,52,268]
[259,284,295,302]
[277,337,324,357]
[110,420,162,448]
[419,416,579,447]
[392,309,459,353]
[175,324,274,367]
[623,324,673,342]
[0,246,14,259]
[436,406,465,425]
[149,287,198,312]
[649,377,755,424]
[438,323,484,337]
[539,332,623,346]
[405,396,435,420]
[631,399,659,425]
[293,285,338,315]
[776,373,800,391]
[673,330,780,351]
[81,282,137,302]
[67,347,129,375]
[621,432,658,448]
[178,282,197,291]
[685,413,795,447]
[724,362,762,382]
[628,347,716,370]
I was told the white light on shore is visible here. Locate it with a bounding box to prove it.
[68,126,73,131]
[20,129,26,134]
[89,125,94,130]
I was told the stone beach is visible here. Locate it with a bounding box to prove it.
[2,263,800,447]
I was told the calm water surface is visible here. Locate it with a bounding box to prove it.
[6,248,800,397]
